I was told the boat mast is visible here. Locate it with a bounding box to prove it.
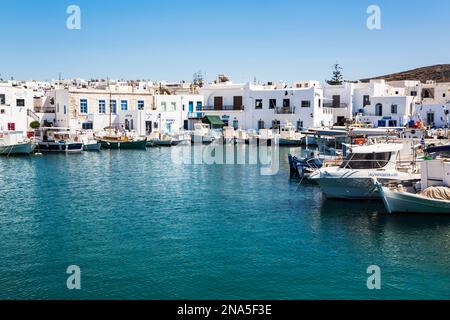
[108,77,112,134]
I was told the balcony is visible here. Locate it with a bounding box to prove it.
[202,105,245,111]
[323,102,349,108]
[34,107,56,113]
[275,106,296,114]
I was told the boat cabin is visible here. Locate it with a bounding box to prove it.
[340,144,403,170]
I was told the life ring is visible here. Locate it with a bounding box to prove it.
[354,138,366,145]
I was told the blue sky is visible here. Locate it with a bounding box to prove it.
[1,0,449,83]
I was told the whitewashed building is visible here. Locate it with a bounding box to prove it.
[0,81,41,134]
[51,85,203,135]
[197,80,332,131]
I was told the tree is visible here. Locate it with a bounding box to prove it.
[327,64,344,85]
[30,120,40,130]
[193,71,204,88]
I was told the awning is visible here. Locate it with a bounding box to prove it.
[203,115,225,128]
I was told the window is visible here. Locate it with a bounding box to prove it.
[268,99,276,109]
[16,99,25,107]
[410,91,417,97]
[272,120,281,129]
[64,105,66,114]
[80,99,88,114]
[233,96,243,109]
[391,104,398,114]
[340,152,391,170]
[363,95,370,106]
[170,102,177,111]
[161,102,167,111]
[110,100,117,114]
[301,100,311,108]
[82,122,93,130]
[154,122,159,130]
[444,93,447,98]
[0,94,5,105]
[138,100,145,110]
[255,99,263,109]
[99,100,106,114]
[196,101,202,111]
[283,99,290,108]
[121,100,128,111]
[375,103,383,116]
[7,123,15,131]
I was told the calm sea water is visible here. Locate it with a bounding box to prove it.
[0,146,449,300]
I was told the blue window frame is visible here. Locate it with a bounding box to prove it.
[80,99,88,114]
[99,100,106,114]
[188,101,194,113]
[110,100,117,114]
[138,100,145,110]
[121,100,128,111]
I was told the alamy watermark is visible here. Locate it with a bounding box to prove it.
[171,138,280,176]
[66,5,81,30]
[367,5,381,30]
[367,265,381,290]
[66,265,81,290]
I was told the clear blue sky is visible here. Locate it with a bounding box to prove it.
[1,0,449,83]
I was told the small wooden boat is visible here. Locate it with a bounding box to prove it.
[98,137,147,150]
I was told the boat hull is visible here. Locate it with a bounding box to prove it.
[378,186,450,214]
[279,138,302,146]
[99,139,147,150]
[147,140,173,147]
[38,142,83,153]
[315,176,381,199]
[84,142,101,151]
[0,142,36,155]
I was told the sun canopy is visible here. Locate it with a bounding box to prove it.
[203,115,225,129]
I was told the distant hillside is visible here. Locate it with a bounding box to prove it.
[360,64,450,83]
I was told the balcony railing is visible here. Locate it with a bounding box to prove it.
[202,105,245,111]
[34,107,56,113]
[275,106,296,114]
[323,103,349,108]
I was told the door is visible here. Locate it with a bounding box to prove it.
[188,101,194,113]
[332,95,341,108]
[233,96,243,110]
[214,97,223,110]
[427,112,435,126]
[145,121,152,134]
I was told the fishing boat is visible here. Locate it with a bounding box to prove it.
[37,127,84,153]
[235,129,249,144]
[76,131,101,151]
[279,123,302,146]
[309,143,421,199]
[0,131,36,155]
[147,131,173,147]
[376,158,450,214]
[96,128,147,150]
[191,123,215,145]
[223,126,236,144]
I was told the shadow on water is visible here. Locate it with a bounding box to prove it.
[320,198,450,232]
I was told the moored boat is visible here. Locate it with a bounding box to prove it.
[309,143,421,199]
[36,128,83,154]
[0,131,36,155]
[376,158,450,214]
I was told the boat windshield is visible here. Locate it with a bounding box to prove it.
[340,152,391,169]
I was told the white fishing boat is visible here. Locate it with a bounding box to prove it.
[223,126,236,144]
[147,131,173,147]
[235,129,250,144]
[76,130,101,151]
[376,158,450,214]
[279,122,302,146]
[191,123,215,145]
[309,143,421,199]
[0,131,36,155]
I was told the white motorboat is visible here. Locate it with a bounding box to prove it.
[223,126,236,144]
[191,123,215,145]
[0,131,36,155]
[376,158,450,214]
[309,143,421,199]
[279,122,302,146]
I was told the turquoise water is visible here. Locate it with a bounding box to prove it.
[0,146,449,300]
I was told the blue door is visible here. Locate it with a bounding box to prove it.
[188,101,194,113]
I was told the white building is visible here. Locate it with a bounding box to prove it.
[197,80,332,131]
[51,85,203,135]
[0,81,40,134]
